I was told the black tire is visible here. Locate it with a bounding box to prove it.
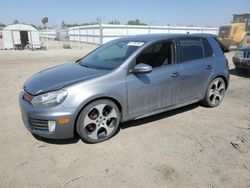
[76,99,121,143]
[235,67,248,74]
[201,77,226,108]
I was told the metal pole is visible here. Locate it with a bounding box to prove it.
[46,23,48,50]
[78,28,80,49]
[97,17,103,45]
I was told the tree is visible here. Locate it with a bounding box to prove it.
[127,19,147,26]
[60,21,99,28]
[41,17,48,28]
[108,19,120,25]
[61,21,66,28]
[13,20,19,24]
[0,23,6,27]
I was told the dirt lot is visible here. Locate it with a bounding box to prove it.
[0,40,250,188]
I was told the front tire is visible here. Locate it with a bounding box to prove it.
[76,99,121,143]
[201,77,226,108]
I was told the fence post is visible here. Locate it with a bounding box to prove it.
[78,28,80,48]
[99,24,103,45]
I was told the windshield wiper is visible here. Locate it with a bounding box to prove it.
[79,63,112,70]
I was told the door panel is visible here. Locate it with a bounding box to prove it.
[180,58,214,101]
[126,64,183,116]
[13,31,21,45]
[176,37,214,102]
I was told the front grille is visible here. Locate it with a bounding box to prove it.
[28,118,49,131]
[243,51,250,59]
[218,26,231,38]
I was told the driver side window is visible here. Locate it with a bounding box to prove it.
[136,41,174,68]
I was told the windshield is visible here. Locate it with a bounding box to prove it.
[78,40,145,70]
[232,15,249,23]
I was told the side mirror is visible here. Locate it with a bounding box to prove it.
[132,63,152,74]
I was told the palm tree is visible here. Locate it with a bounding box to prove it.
[41,17,48,29]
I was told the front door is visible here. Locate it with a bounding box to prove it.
[126,40,183,116]
[127,64,183,116]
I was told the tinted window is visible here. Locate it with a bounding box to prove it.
[136,41,174,68]
[179,38,203,62]
[202,38,213,57]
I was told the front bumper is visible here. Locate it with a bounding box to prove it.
[19,94,78,139]
[233,57,250,69]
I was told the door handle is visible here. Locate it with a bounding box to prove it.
[169,72,180,78]
[206,65,212,70]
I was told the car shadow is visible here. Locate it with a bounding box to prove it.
[32,133,80,145]
[229,68,250,78]
[120,103,199,129]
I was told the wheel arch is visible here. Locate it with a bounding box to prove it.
[73,96,123,136]
[215,75,228,89]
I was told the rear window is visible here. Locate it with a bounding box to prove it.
[202,38,213,57]
[179,38,203,62]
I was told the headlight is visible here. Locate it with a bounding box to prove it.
[234,51,244,58]
[31,89,67,107]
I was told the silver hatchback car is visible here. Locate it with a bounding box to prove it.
[19,34,229,143]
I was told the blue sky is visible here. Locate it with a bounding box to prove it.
[0,0,249,27]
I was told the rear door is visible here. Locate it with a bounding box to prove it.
[176,37,214,102]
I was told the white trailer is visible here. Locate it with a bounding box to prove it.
[2,24,40,49]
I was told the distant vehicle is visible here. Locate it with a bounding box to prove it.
[218,14,250,48]
[233,47,250,73]
[19,34,229,143]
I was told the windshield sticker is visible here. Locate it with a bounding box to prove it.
[127,42,144,46]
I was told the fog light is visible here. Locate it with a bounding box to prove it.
[48,121,56,132]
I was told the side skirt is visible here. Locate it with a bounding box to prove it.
[126,99,201,121]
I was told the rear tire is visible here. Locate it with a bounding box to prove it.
[201,77,226,108]
[76,99,121,143]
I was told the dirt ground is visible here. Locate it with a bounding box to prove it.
[0,40,250,188]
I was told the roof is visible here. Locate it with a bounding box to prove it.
[118,33,213,42]
[3,23,37,31]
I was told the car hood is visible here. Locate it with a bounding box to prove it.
[24,62,109,95]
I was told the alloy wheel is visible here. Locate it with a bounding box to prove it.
[83,104,118,140]
[208,79,225,105]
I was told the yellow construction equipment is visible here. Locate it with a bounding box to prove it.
[218,14,250,48]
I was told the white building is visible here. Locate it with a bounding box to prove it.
[2,23,40,49]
